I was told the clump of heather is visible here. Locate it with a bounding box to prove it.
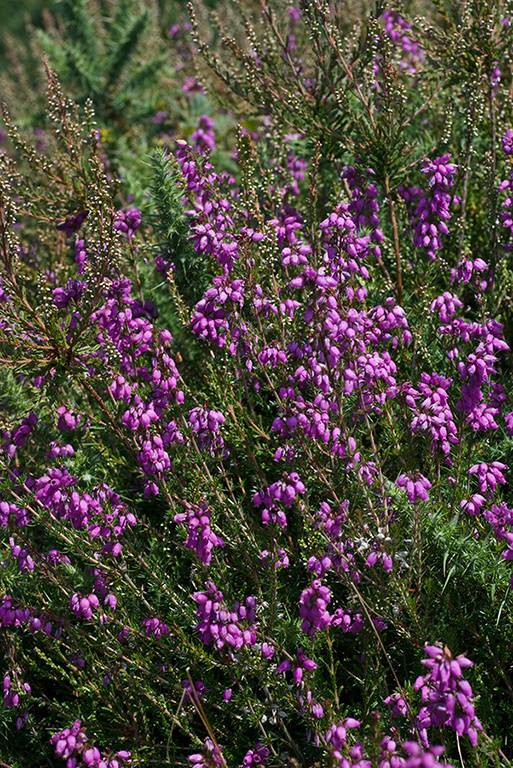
[414,645,482,746]
[3,1,513,767]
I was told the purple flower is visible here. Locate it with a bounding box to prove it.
[51,720,131,767]
[174,501,224,565]
[325,718,361,762]
[191,277,245,346]
[242,742,270,766]
[402,742,454,768]
[404,372,458,455]
[9,537,34,573]
[430,291,462,324]
[114,208,141,239]
[181,679,206,703]
[194,581,257,650]
[261,642,275,659]
[484,502,513,539]
[56,209,88,237]
[460,494,486,516]
[385,691,410,718]
[381,10,424,72]
[277,647,317,684]
[453,257,486,285]
[299,579,331,636]
[70,593,100,620]
[396,473,432,503]
[141,617,169,638]
[254,472,306,530]
[2,412,38,457]
[176,140,238,272]
[343,165,384,258]
[260,548,289,569]
[331,608,365,633]
[414,644,482,746]
[188,406,228,456]
[502,129,513,155]
[57,406,79,431]
[183,76,206,94]
[53,280,86,310]
[191,115,216,154]
[412,155,456,260]
[188,737,223,767]
[51,720,88,760]
[468,461,507,496]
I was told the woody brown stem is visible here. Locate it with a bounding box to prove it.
[385,174,402,304]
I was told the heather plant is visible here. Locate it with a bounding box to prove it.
[4,1,513,767]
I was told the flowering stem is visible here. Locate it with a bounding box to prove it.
[326,627,340,710]
[185,669,229,768]
[488,82,498,282]
[457,101,476,261]
[385,174,402,304]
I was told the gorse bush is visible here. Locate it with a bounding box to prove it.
[4,0,513,766]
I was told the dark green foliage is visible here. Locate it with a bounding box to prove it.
[149,148,210,303]
[37,0,167,127]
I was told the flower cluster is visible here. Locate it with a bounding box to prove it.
[191,276,245,347]
[70,593,100,620]
[188,738,224,767]
[141,617,169,638]
[404,373,458,455]
[113,208,142,239]
[194,581,257,650]
[253,472,306,530]
[414,645,482,746]
[173,501,225,565]
[191,114,216,155]
[299,579,331,636]
[242,743,270,767]
[176,139,238,272]
[326,720,455,768]
[382,10,424,73]
[51,720,131,768]
[188,406,227,456]
[468,461,507,497]
[343,165,384,258]
[396,473,432,504]
[413,155,456,260]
